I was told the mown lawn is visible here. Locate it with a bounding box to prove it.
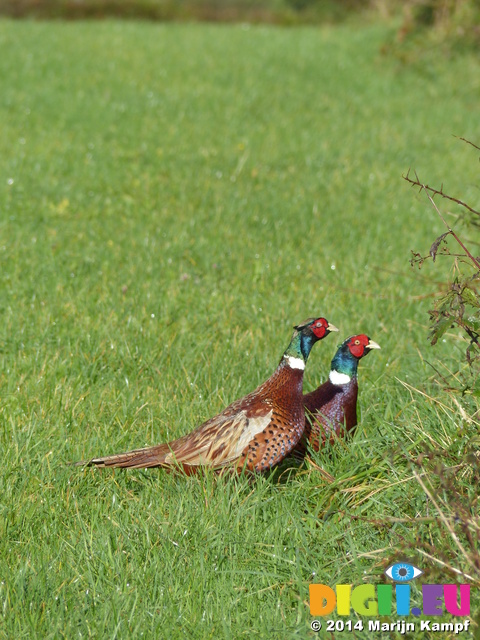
[0,19,479,638]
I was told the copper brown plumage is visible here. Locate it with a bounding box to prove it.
[77,317,338,474]
[294,334,380,459]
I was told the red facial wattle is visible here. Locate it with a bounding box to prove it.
[311,318,328,339]
[348,334,369,358]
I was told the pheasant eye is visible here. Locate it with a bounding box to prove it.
[354,340,360,345]
[384,562,423,582]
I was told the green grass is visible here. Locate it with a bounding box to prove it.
[1,18,480,638]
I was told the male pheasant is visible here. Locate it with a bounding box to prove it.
[78,317,338,474]
[294,334,380,458]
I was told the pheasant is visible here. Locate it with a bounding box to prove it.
[78,317,338,474]
[294,334,380,458]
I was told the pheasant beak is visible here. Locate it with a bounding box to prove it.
[327,323,339,333]
[366,339,381,350]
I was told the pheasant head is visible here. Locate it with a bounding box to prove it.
[329,334,380,384]
[283,317,339,370]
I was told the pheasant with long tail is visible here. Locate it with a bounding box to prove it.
[78,317,338,473]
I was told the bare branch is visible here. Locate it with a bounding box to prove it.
[455,136,480,152]
[404,170,480,218]
[404,170,480,272]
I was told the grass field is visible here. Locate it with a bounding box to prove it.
[1,18,480,638]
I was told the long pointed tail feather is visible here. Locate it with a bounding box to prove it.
[77,444,172,469]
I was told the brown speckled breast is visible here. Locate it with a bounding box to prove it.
[235,362,306,472]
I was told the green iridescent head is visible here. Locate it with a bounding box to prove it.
[284,317,338,363]
[331,334,381,378]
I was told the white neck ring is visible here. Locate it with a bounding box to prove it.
[284,355,305,370]
[329,369,351,385]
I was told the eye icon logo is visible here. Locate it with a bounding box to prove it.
[384,562,423,582]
